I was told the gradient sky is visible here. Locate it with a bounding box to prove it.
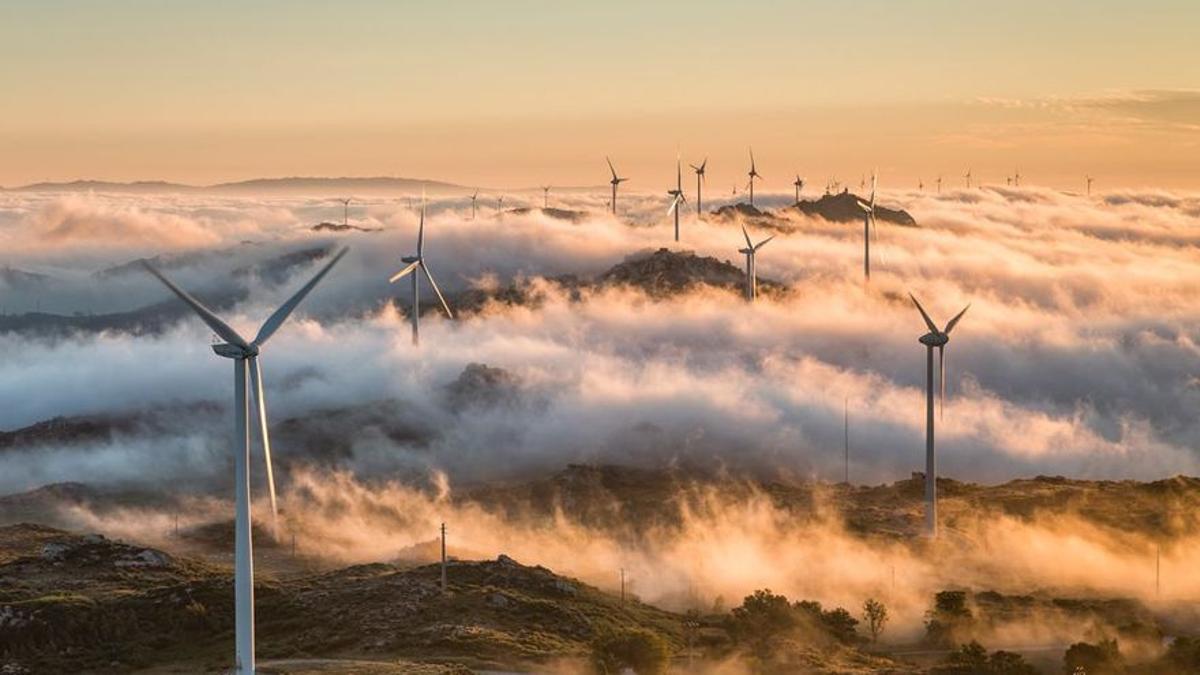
[1,0,1198,189]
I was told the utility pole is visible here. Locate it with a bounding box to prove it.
[844,397,850,485]
[1155,544,1161,598]
[441,523,448,594]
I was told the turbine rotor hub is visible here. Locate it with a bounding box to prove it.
[919,332,948,347]
[212,343,258,359]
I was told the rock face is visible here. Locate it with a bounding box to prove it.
[443,363,524,410]
[598,248,774,296]
[792,191,917,226]
[710,203,779,220]
[311,222,380,233]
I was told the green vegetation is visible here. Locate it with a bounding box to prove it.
[589,627,670,675]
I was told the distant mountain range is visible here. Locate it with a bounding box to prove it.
[1,176,607,197]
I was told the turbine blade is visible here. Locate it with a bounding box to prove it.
[607,156,618,181]
[248,355,279,540]
[909,293,939,334]
[741,224,754,249]
[754,235,775,251]
[252,247,349,347]
[420,262,454,318]
[944,303,971,334]
[938,345,946,420]
[142,262,249,349]
[417,199,426,256]
[388,261,420,284]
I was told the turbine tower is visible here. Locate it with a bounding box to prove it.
[470,190,479,220]
[689,158,707,216]
[667,156,687,242]
[856,172,878,281]
[542,185,551,209]
[747,147,761,207]
[963,169,972,189]
[607,157,628,215]
[738,225,774,301]
[496,195,504,215]
[909,294,970,539]
[144,248,349,675]
[339,198,351,228]
[1014,169,1021,187]
[936,175,942,194]
[793,175,804,204]
[1086,175,1094,196]
[388,192,454,346]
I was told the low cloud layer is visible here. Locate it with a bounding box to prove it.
[1,185,1200,497]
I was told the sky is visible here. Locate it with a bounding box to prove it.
[1,0,1198,189]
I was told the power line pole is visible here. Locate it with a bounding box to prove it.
[844,397,850,484]
[440,523,448,594]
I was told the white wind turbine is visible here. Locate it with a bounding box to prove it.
[542,185,551,209]
[667,156,687,242]
[144,247,349,675]
[747,147,762,207]
[738,224,774,301]
[470,189,479,220]
[689,157,707,217]
[339,197,351,228]
[856,171,878,281]
[607,157,628,215]
[793,175,805,204]
[963,168,972,189]
[389,193,453,346]
[909,293,970,539]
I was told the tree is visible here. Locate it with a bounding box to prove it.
[726,589,796,656]
[932,642,1036,675]
[862,598,889,643]
[1164,636,1200,671]
[590,628,670,675]
[1063,638,1124,675]
[924,590,973,648]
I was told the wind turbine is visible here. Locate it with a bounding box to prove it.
[1086,175,1094,196]
[738,225,774,301]
[856,172,878,281]
[909,293,970,539]
[1014,169,1021,187]
[793,175,805,204]
[389,193,454,346]
[747,147,761,207]
[143,248,349,675]
[339,198,351,228]
[470,190,479,220]
[963,169,972,189]
[542,185,551,209]
[667,156,686,242]
[607,157,628,215]
[936,175,943,194]
[918,178,925,192]
[496,195,504,215]
[689,158,707,216]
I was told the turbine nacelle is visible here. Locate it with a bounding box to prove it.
[401,255,420,263]
[918,332,949,347]
[212,343,258,359]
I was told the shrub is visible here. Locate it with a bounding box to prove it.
[590,628,670,675]
[1063,638,1124,674]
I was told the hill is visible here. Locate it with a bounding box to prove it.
[793,192,917,226]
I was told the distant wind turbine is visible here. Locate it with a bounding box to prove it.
[747,147,761,207]
[542,185,551,209]
[388,191,454,346]
[936,175,943,194]
[607,157,628,215]
[856,171,878,281]
[689,158,707,216]
[963,169,972,189]
[339,198,351,228]
[918,178,925,192]
[143,247,349,675]
[793,175,804,204]
[1086,175,1094,196]
[667,156,686,242]
[470,190,479,220]
[909,293,970,539]
[1014,169,1021,187]
[738,225,774,301]
[496,195,504,215]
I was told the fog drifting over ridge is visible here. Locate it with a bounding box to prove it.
[2,185,1200,495]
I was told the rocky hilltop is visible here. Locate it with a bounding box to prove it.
[793,191,917,226]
